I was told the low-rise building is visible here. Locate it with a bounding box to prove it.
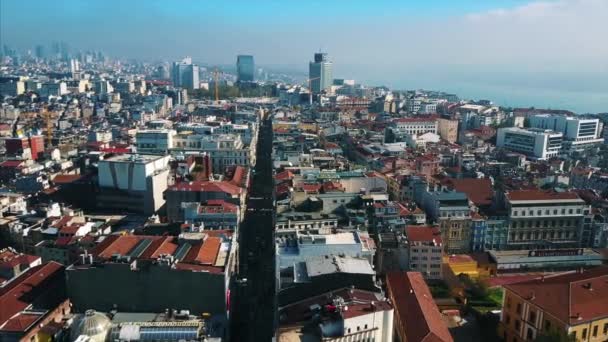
[500,267,608,342]
[278,287,394,342]
[97,154,170,215]
[386,271,453,342]
[489,248,604,273]
[277,231,375,270]
[405,226,444,280]
[497,127,563,160]
[0,262,70,342]
[66,232,236,318]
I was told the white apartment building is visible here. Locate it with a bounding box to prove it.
[135,129,176,154]
[275,211,339,237]
[504,190,588,249]
[276,231,375,270]
[418,102,437,114]
[392,116,438,136]
[529,114,603,153]
[172,133,250,173]
[97,154,170,215]
[497,127,563,160]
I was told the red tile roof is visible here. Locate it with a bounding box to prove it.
[95,235,144,259]
[0,312,43,332]
[183,237,221,265]
[386,272,453,342]
[394,115,439,123]
[299,183,321,193]
[504,267,608,325]
[447,178,493,206]
[52,174,83,184]
[168,181,242,196]
[0,160,25,168]
[198,200,239,214]
[0,262,65,328]
[0,250,40,270]
[405,226,442,244]
[505,190,581,202]
[275,170,295,181]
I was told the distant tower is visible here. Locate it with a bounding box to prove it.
[236,55,255,83]
[35,45,46,59]
[172,57,199,90]
[309,52,332,93]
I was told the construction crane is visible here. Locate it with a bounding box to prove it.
[213,67,220,102]
[305,76,321,105]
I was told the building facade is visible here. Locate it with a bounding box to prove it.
[236,55,255,82]
[500,267,608,342]
[309,52,333,93]
[405,226,444,280]
[97,154,170,215]
[497,127,563,160]
[504,190,588,250]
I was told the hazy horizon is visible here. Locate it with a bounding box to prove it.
[1,0,607,112]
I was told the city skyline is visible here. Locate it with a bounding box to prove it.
[2,0,608,112]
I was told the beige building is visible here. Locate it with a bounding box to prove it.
[405,226,444,279]
[438,118,459,143]
[499,267,608,342]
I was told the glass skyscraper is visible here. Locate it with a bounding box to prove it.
[172,56,200,90]
[309,52,332,94]
[237,55,255,82]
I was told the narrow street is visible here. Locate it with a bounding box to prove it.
[230,111,276,341]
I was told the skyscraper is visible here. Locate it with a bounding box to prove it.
[236,55,255,82]
[35,45,45,59]
[309,52,333,94]
[172,57,200,90]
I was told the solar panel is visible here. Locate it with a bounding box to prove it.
[128,239,153,258]
[174,243,192,261]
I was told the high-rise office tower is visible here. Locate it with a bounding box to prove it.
[236,55,255,82]
[309,52,332,93]
[172,57,200,90]
[35,45,46,59]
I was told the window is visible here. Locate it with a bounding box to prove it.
[529,310,536,324]
[506,314,511,324]
[527,328,534,340]
[516,303,522,315]
[365,324,368,330]
[537,210,542,216]
[603,323,608,335]
[515,320,521,330]
[593,325,598,337]
[582,328,588,339]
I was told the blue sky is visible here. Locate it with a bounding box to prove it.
[1,0,607,112]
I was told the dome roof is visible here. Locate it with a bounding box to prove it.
[71,310,111,342]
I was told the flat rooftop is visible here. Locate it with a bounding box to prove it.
[102,154,167,163]
[489,248,604,264]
